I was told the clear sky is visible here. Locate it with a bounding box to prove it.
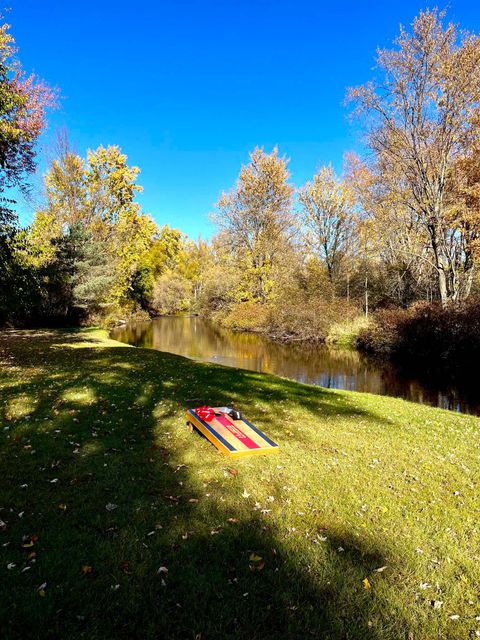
[11,0,480,238]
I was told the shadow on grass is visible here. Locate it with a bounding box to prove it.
[0,331,407,639]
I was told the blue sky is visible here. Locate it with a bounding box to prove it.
[11,0,480,238]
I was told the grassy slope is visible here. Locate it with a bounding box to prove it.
[0,328,479,640]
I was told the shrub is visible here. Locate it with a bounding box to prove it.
[215,301,271,332]
[266,296,358,342]
[357,300,480,373]
[326,315,370,347]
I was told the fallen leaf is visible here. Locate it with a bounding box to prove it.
[249,553,262,562]
[120,561,132,574]
[375,566,387,573]
[363,578,371,589]
[227,518,239,524]
[105,503,118,511]
[81,565,93,575]
[188,498,199,504]
[58,504,67,510]
[228,469,238,477]
[249,560,265,571]
[157,566,168,574]
[242,489,250,499]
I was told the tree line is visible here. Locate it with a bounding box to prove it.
[1,9,480,341]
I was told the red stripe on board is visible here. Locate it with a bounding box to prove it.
[215,414,260,450]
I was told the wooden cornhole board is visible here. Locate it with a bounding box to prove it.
[187,408,278,458]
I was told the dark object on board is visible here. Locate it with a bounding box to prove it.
[216,406,242,421]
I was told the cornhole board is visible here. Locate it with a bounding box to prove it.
[187,408,278,458]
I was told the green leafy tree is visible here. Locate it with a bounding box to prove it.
[41,223,114,322]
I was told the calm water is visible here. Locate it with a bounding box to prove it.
[111,316,480,415]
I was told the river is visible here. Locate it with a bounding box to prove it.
[111,315,480,415]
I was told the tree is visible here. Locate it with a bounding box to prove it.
[148,225,186,277]
[43,132,88,227]
[69,224,115,317]
[345,152,435,306]
[152,272,191,315]
[0,18,55,326]
[86,145,142,230]
[348,9,480,305]
[113,206,157,305]
[0,19,55,228]
[214,147,294,302]
[444,116,480,298]
[21,141,158,323]
[39,223,114,322]
[298,165,355,285]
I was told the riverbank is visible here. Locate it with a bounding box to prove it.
[1,328,479,639]
[208,300,364,345]
[357,301,480,378]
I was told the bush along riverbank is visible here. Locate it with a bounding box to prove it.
[209,299,365,344]
[357,301,480,377]
[1,328,480,639]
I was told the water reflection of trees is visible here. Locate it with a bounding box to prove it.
[111,317,480,415]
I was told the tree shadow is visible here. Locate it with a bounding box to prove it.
[0,331,410,639]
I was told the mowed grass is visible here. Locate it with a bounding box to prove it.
[0,329,479,640]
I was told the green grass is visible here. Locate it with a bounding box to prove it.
[0,328,479,639]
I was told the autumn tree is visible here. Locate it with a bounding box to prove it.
[348,8,480,305]
[86,145,142,230]
[214,147,294,302]
[0,17,55,324]
[43,132,88,227]
[0,19,55,229]
[147,225,186,277]
[298,165,355,286]
[345,153,436,306]
[24,141,157,320]
[444,115,480,298]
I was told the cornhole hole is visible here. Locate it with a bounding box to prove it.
[186,406,278,458]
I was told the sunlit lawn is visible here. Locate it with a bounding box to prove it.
[0,328,479,639]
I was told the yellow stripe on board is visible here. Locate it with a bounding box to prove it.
[187,408,279,458]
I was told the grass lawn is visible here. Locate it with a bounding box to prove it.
[0,328,479,639]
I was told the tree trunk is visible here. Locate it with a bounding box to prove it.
[365,272,369,318]
[427,223,449,307]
